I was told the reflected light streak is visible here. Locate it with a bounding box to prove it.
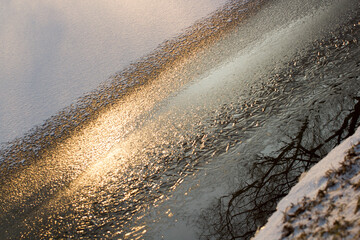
[1,55,190,211]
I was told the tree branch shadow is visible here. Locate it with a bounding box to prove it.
[198,98,360,240]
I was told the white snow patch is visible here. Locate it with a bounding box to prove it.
[253,127,360,240]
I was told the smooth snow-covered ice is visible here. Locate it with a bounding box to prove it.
[0,0,226,143]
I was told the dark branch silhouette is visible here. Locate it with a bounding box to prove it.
[198,98,360,240]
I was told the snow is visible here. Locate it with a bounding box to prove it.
[253,127,360,239]
[0,0,227,143]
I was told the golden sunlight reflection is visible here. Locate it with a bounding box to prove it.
[0,37,217,237]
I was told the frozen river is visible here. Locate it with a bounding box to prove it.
[1,0,360,239]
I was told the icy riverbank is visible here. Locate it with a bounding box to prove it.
[253,127,360,239]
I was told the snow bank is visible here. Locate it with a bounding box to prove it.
[253,127,360,239]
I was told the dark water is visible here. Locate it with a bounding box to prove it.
[0,0,360,239]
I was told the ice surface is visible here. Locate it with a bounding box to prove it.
[1,0,359,238]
